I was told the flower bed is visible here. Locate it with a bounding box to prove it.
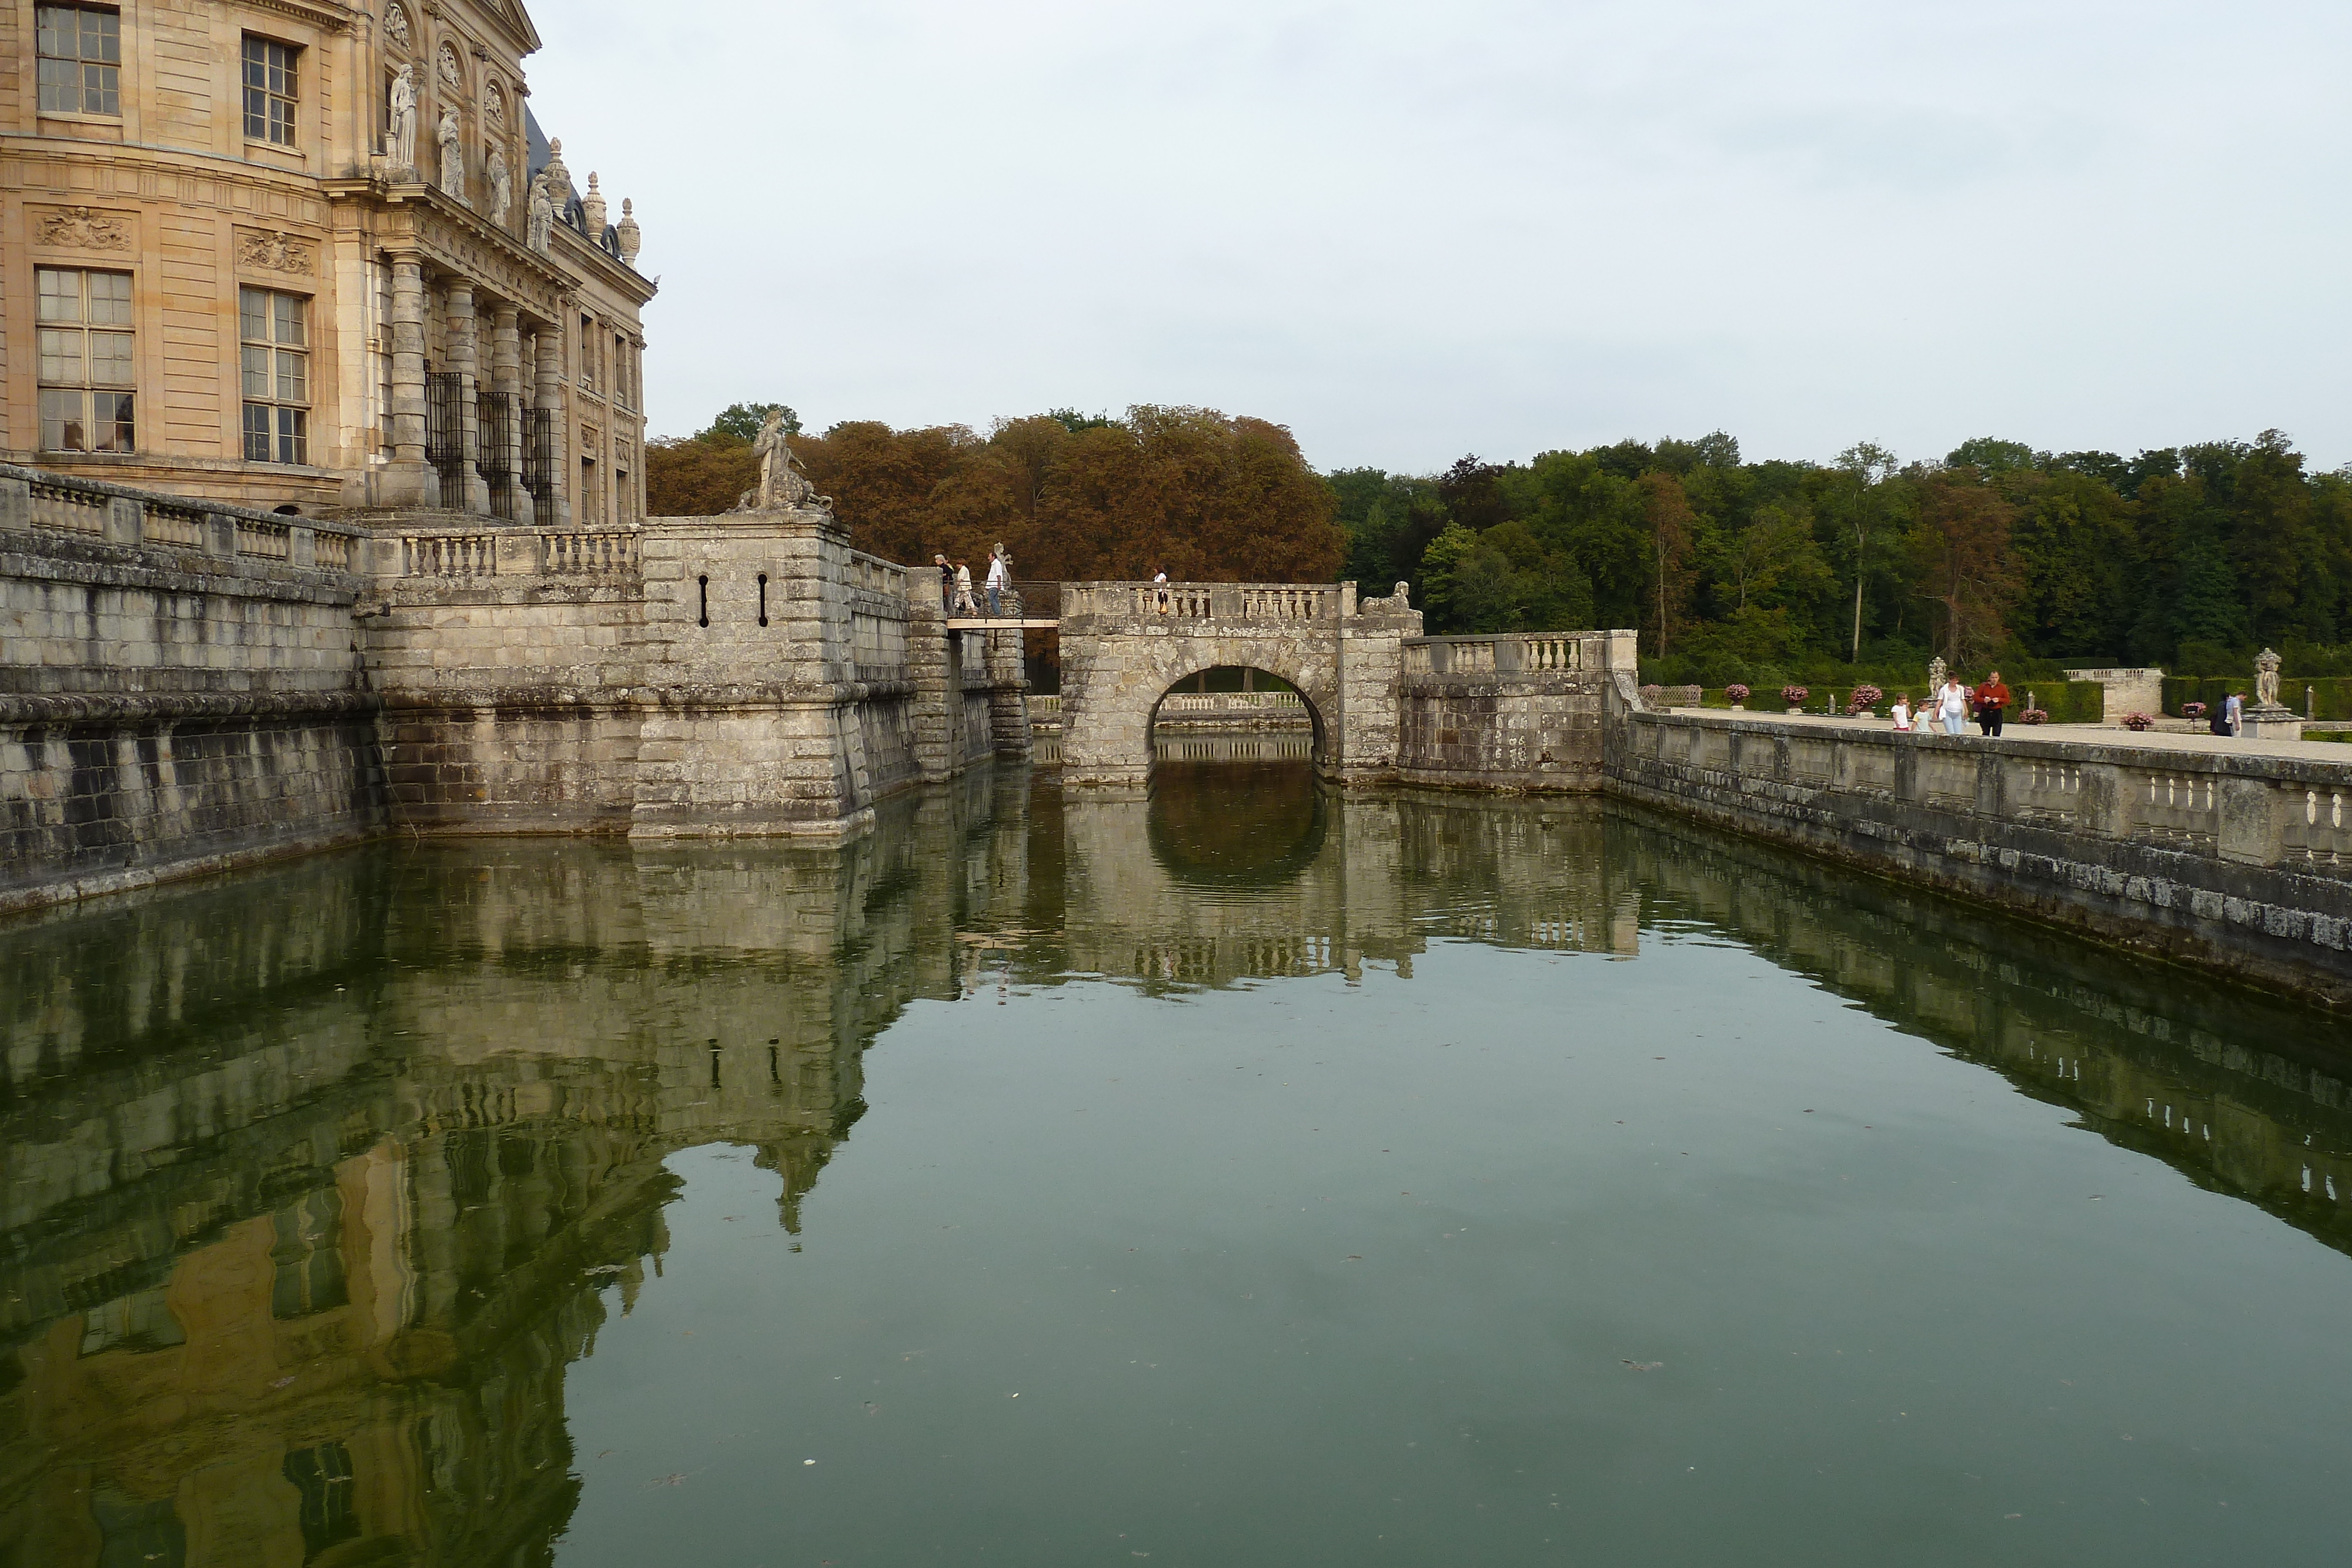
[2019,708,2049,725]
[1781,685,1809,708]
[1845,683,1883,716]
[2120,712,2156,732]
[1725,683,1750,706]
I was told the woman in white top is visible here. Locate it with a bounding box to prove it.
[1890,693,1913,733]
[1937,678,1970,735]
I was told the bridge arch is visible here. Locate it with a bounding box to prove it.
[1146,663,1325,755]
[1053,580,1420,787]
[1059,630,1341,786]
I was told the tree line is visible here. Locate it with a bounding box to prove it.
[648,410,2352,683]
[647,404,1345,585]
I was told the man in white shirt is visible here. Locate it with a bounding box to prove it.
[1153,570,1170,614]
[985,549,1009,618]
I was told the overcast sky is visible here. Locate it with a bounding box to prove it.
[529,1,2352,476]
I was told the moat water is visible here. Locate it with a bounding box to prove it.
[6,759,2352,1567]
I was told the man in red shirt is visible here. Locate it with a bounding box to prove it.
[1973,670,2011,736]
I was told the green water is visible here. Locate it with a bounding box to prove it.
[6,763,2352,1567]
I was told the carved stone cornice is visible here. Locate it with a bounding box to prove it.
[239,0,358,33]
[325,178,569,316]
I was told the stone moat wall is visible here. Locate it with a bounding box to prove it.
[1602,682,2352,1007]
[2,467,1028,911]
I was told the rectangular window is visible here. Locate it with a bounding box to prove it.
[240,285,310,464]
[242,35,299,146]
[37,6,119,116]
[269,1189,348,1319]
[578,313,598,394]
[36,267,134,452]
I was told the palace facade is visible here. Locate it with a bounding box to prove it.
[1,0,653,523]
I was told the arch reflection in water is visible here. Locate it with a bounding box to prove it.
[8,774,2352,1562]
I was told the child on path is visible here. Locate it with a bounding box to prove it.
[1891,693,1913,733]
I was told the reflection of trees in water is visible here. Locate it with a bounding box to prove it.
[14,771,2352,1562]
[1614,803,2352,1259]
[1147,760,1326,889]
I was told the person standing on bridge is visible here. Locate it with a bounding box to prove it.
[985,547,1009,618]
[936,554,953,614]
[953,560,977,617]
[1936,676,1970,737]
[1153,569,1170,614]
[1973,670,2010,737]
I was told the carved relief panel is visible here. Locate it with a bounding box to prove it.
[235,226,318,276]
[31,206,133,251]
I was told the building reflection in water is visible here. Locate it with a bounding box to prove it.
[2,761,2350,1563]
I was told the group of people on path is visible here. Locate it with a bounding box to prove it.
[1890,672,2012,737]
[935,546,1013,618]
[1885,672,2254,739]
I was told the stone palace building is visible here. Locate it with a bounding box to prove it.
[1,0,653,523]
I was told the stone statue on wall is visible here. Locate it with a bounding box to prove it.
[1927,655,1948,699]
[743,410,831,512]
[389,65,417,175]
[486,145,512,225]
[2256,647,2283,708]
[526,171,554,251]
[751,410,811,509]
[437,107,465,203]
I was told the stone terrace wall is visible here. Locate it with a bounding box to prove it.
[1395,630,1635,793]
[0,466,382,912]
[365,517,652,831]
[368,509,1016,840]
[1603,694,2352,1008]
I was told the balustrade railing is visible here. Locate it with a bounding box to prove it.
[144,502,206,548]
[403,533,497,578]
[1402,631,1616,676]
[540,530,639,575]
[235,519,290,560]
[1062,581,1344,621]
[28,479,107,535]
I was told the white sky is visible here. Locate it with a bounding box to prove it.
[529,0,2352,476]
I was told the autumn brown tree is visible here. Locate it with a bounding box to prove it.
[1910,468,2022,666]
[644,432,756,516]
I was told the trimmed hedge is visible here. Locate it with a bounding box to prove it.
[2163,676,2352,721]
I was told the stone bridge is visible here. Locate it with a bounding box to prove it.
[1053,580,1422,786]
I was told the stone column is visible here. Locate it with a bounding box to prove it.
[376,252,436,507]
[490,302,524,517]
[445,282,489,514]
[532,310,570,527]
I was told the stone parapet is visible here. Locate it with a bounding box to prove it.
[1605,703,2352,1007]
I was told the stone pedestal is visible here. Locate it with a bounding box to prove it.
[2243,703,2304,742]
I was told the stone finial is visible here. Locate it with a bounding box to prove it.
[544,136,570,196]
[616,198,641,265]
[582,172,606,237]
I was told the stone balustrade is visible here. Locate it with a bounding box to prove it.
[1401,630,1632,677]
[1607,702,2352,1004]
[1062,581,1344,623]
[1,461,366,572]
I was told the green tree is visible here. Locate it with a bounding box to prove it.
[1834,441,1899,660]
[705,402,800,442]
